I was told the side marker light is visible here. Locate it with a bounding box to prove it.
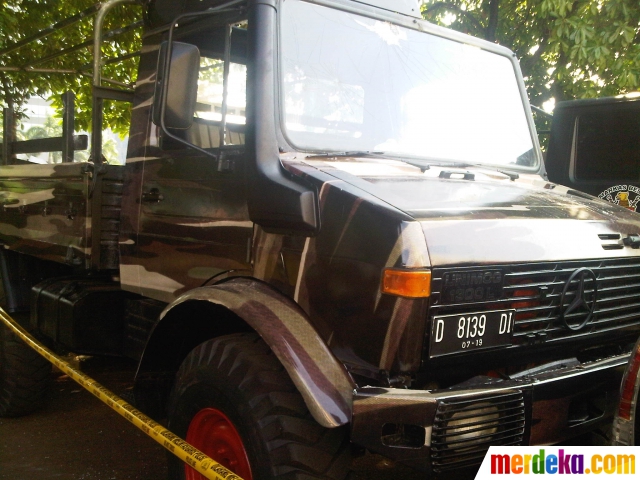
[381,269,431,298]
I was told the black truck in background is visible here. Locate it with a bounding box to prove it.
[545,94,640,209]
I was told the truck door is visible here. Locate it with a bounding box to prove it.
[121,21,252,302]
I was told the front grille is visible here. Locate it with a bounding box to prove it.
[430,257,640,345]
[430,390,525,472]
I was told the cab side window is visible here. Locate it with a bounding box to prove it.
[174,23,247,150]
[192,56,247,147]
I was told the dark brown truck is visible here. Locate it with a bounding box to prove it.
[1,0,640,478]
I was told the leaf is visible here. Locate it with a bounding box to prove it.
[0,0,142,138]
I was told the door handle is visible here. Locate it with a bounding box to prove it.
[141,188,164,203]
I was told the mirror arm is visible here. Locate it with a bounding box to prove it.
[159,12,217,159]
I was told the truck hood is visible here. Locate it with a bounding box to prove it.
[299,157,640,265]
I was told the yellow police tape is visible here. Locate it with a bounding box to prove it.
[0,308,244,480]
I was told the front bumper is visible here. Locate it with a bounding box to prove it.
[351,351,629,474]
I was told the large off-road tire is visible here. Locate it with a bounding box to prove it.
[0,323,51,417]
[167,333,352,480]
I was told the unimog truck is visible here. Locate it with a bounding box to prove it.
[2,0,640,478]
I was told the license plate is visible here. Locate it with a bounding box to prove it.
[429,309,515,358]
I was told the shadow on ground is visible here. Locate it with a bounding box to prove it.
[0,355,427,480]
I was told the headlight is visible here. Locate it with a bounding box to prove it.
[445,403,499,450]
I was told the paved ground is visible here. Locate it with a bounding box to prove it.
[0,355,425,480]
[0,356,167,480]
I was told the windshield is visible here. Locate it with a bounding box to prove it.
[280,0,537,168]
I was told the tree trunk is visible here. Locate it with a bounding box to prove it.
[485,0,500,42]
[0,74,18,164]
[551,49,569,103]
[520,31,550,78]
[424,2,485,34]
[0,74,18,140]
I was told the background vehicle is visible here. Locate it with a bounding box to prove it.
[1,0,640,478]
[612,335,640,446]
[545,94,640,209]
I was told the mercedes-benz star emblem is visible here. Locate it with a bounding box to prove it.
[559,267,598,331]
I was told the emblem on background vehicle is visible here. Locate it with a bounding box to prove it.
[598,185,640,211]
[559,268,598,331]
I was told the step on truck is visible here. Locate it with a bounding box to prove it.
[1,0,640,477]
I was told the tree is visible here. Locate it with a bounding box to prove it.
[422,0,640,109]
[0,0,142,138]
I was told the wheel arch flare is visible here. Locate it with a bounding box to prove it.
[137,277,355,428]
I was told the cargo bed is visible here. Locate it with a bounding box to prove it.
[0,162,123,270]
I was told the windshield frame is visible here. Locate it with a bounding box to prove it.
[275,0,542,173]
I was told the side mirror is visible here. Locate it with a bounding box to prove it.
[153,41,200,130]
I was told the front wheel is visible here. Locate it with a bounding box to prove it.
[167,333,352,480]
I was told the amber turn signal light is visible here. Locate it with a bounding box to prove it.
[381,269,431,298]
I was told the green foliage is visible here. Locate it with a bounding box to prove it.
[0,0,142,137]
[199,57,225,85]
[422,0,640,106]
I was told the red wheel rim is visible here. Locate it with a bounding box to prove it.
[185,408,253,480]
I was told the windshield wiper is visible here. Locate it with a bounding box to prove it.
[400,158,520,180]
[307,152,521,180]
[310,152,472,170]
[397,158,474,172]
[307,151,388,158]
[496,169,520,181]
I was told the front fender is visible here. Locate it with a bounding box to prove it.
[159,278,355,428]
